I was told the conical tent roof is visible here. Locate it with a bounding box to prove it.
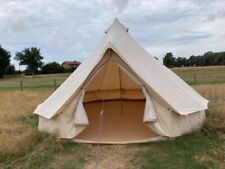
[34,19,208,119]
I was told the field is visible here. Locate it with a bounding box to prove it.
[0,74,69,90]
[173,66,225,85]
[0,66,224,169]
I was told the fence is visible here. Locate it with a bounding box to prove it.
[0,79,62,91]
[18,79,59,91]
[0,74,69,91]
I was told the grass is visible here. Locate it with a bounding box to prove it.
[129,84,225,169]
[128,84,225,169]
[0,74,69,90]
[0,91,52,159]
[0,67,225,168]
[133,133,224,169]
[172,66,225,85]
[0,90,90,169]
[2,136,89,169]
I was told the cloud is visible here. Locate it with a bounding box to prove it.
[167,33,212,44]
[0,0,31,32]
[112,0,130,12]
[3,15,27,32]
[0,0,224,69]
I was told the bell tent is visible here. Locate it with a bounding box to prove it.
[34,19,208,144]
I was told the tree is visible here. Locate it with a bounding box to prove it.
[188,55,198,66]
[164,51,225,68]
[163,52,176,68]
[0,45,11,78]
[175,57,187,67]
[215,52,225,65]
[15,47,44,74]
[41,62,64,74]
[5,64,16,75]
[203,51,215,66]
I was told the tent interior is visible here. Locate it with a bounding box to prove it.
[75,51,160,144]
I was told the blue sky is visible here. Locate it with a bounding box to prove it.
[0,0,225,69]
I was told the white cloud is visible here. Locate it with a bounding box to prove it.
[112,0,130,12]
[0,0,224,68]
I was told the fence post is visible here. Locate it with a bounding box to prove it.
[20,80,23,92]
[54,80,57,90]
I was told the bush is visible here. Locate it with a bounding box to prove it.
[41,62,64,74]
[63,67,76,73]
[5,64,16,75]
[23,68,35,75]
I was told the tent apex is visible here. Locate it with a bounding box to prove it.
[105,18,129,34]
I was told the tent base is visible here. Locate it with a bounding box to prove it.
[75,100,160,144]
[74,136,163,144]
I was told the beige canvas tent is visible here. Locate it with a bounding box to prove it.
[34,19,208,144]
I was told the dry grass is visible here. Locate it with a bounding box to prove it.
[84,145,143,169]
[172,65,225,72]
[0,91,51,119]
[0,83,224,168]
[173,66,225,85]
[0,90,52,156]
[194,84,225,134]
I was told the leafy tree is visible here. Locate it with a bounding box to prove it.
[163,52,176,68]
[175,57,187,67]
[0,45,11,78]
[5,64,16,75]
[41,62,64,74]
[170,51,225,67]
[203,51,215,66]
[215,52,225,65]
[188,55,197,66]
[195,56,201,66]
[15,47,44,74]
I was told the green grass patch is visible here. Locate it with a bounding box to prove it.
[0,74,69,91]
[173,66,225,85]
[131,132,225,169]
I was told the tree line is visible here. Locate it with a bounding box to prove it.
[0,45,78,78]
[163,51,225,68]
[1,44,225,78]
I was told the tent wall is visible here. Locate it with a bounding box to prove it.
[38,49,205,141]
[34,19,208,121]
[38,91,86,138]
[146,95,205,137]
[84,60,145,102]
[107,50,206,137]
[37,51,112,138]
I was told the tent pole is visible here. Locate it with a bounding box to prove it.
[95,49,112,169]
[118,66,124,115]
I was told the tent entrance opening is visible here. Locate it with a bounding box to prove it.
[75,60,158,143]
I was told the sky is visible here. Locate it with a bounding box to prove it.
[0,0,225,69]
